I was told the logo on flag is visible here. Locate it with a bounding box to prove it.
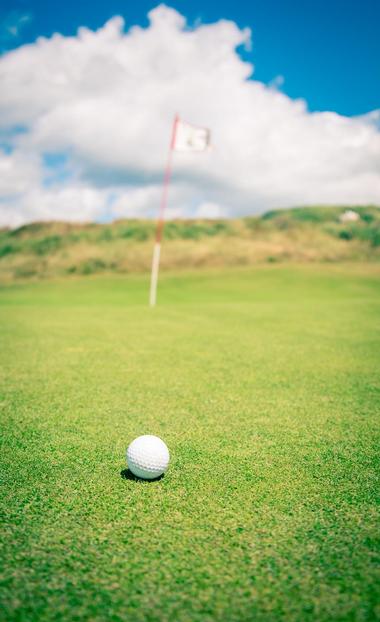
[173,119,211,152]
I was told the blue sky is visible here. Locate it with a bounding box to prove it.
[1,0,379,116]
[0,2,379,225]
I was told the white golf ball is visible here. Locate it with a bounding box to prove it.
[126,435,170,480]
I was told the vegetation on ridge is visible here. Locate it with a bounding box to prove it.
[0,205,379,281]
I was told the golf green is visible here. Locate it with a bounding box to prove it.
[0,264,379,621]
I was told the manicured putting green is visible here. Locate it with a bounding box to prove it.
[0,264,379,621]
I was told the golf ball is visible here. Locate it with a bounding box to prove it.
[126,435,170,480]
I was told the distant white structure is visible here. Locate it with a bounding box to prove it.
[340,209,360,223]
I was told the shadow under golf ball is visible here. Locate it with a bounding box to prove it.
[120,468,165,482]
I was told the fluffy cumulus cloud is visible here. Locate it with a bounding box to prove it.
[0,4,379,226]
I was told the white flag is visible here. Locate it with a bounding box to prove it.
[174,119,211,152]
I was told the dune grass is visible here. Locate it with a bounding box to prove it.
[0,205,379,281]
[0,264,379,621]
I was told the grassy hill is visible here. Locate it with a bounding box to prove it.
[0,205,379,281]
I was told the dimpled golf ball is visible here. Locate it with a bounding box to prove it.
[126,435,170,480]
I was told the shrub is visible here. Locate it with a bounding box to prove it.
[370,228,380,247]
[339,230,353,241]
[361,213,374,224]
[164,221,229,240]
[120,226,151,241]
[98,228,114,242]
[262,206,343,224]
[0,243,19,258]
[10,222,46,237]
[30,235,63,255]
[77,258,107,275]
[14,264,38,278]
[261,210,278,221]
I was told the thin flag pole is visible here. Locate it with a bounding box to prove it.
[149,114,179,307]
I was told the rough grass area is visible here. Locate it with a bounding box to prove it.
[0,205,379,281]
[0,264,379,622]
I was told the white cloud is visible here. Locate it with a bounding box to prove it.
[0,4,379,226]
[195,202,227,219]
[0,151,40,195]
[0,182,110,228]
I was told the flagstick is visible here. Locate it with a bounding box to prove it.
[149,115,179,307]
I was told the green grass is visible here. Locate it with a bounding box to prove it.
[0,264,379,621]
